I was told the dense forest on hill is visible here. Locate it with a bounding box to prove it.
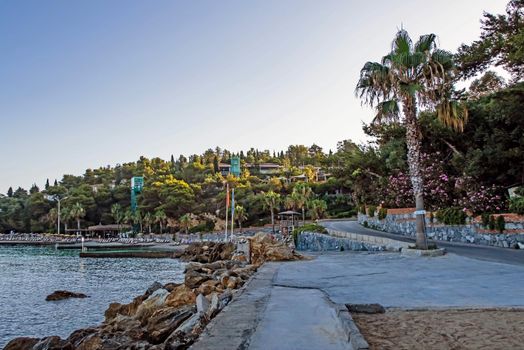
[1,1,523,233]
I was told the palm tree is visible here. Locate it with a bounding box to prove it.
[124,209,141,234]
[111,204,124,233]
[154,209,167,234]
[61,207,71,234]
[309,199,327,220]
[356,30,467,249]
[69,202,85,234]
[292,183,313,225]
[262,191,281,233]
[234,205,248,232]
[143,212,152,234]
[179,213,192,234]
[47,208,58,233]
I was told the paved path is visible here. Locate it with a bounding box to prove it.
[321,220,524,266]
[191,263,350,350]
[192,251,524,349]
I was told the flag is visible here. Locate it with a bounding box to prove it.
[225,184,230,209]
[231,188,235,219]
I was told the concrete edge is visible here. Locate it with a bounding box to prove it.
[400,247,446,257]
[333,304,369,350]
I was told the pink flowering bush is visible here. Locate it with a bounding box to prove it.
[455,180,506,214]
[384,153,455,210]
[382,154,507,213]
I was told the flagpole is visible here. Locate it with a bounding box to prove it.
[231,188,235,239]
[225,183,229,242]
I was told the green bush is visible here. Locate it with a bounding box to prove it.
[367,205,377,218]
[515,186,524,196]
[488,215,496,230]
[332,209,357,218]
[509,197,524,215]
[188,219,215,233]
[481,213,491,228]
[363,221,369,228]
[377,208,387,220]
[292,223,328,245]
[435,208,467,225]
[495,215,505,233]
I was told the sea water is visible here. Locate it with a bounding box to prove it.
[0,245,185,347]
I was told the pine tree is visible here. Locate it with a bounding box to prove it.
[170,154,175,167]
[213,156,219,173]
[45,178,50,190]
[7,187,13,197]
[30,183,40,194]
[53,179,58,186]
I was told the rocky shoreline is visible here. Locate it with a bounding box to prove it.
[4,233,302,350]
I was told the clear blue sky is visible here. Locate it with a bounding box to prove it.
[0,0,507,191]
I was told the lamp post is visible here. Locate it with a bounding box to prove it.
[45,195,68,235]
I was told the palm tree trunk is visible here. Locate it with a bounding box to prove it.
[160,222,163,234]
[404,103,428,249]
[302,207,305,225]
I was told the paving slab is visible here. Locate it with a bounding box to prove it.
[248,286,348,350]
[276,252,524,308]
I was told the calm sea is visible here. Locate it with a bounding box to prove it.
[0,245,185,348]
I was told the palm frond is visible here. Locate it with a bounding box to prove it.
[415,34,436,53]
[391,29,412,55]
[373,100,400,124]
[436,100,468,132]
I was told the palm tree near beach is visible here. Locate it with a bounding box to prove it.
[262,191,281,233]
[179,213,192,234]
[46,208,58,233]
[356,29,467,249]
[154,209,167,234]
[291,183,312,225]
[69,202,85,234]
[234,205,247,232]
[61,207,71,234]
[143,212,152,234]
[111,204,124,233]
[309,199,327,220]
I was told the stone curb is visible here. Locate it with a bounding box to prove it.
[400,247,446,257]
[333,304,369,350]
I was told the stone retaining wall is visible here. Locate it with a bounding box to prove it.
[358,211,524,249]
[296,231,409,252]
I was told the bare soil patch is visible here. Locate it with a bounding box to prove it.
[352,308,524,350]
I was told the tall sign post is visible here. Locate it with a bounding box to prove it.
[229,157,241,240]
[131,176,144,234]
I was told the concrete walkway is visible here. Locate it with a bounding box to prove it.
[191,251,524,349]
[249,286,348,350]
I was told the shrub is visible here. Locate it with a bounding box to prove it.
[488,215,496,230]
[188,219,215,233]
[359,204,367,214]
[515,186,524,196]
[481,213,491,228]
[363,221,369,228]
[435,208,467,225]
[292,223,327,245]
[509,197,524,215]
[377,208,387,220]
[367,205,377,218]
[495,215,505,233]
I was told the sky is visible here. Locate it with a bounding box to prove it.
[0,0,508,191]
